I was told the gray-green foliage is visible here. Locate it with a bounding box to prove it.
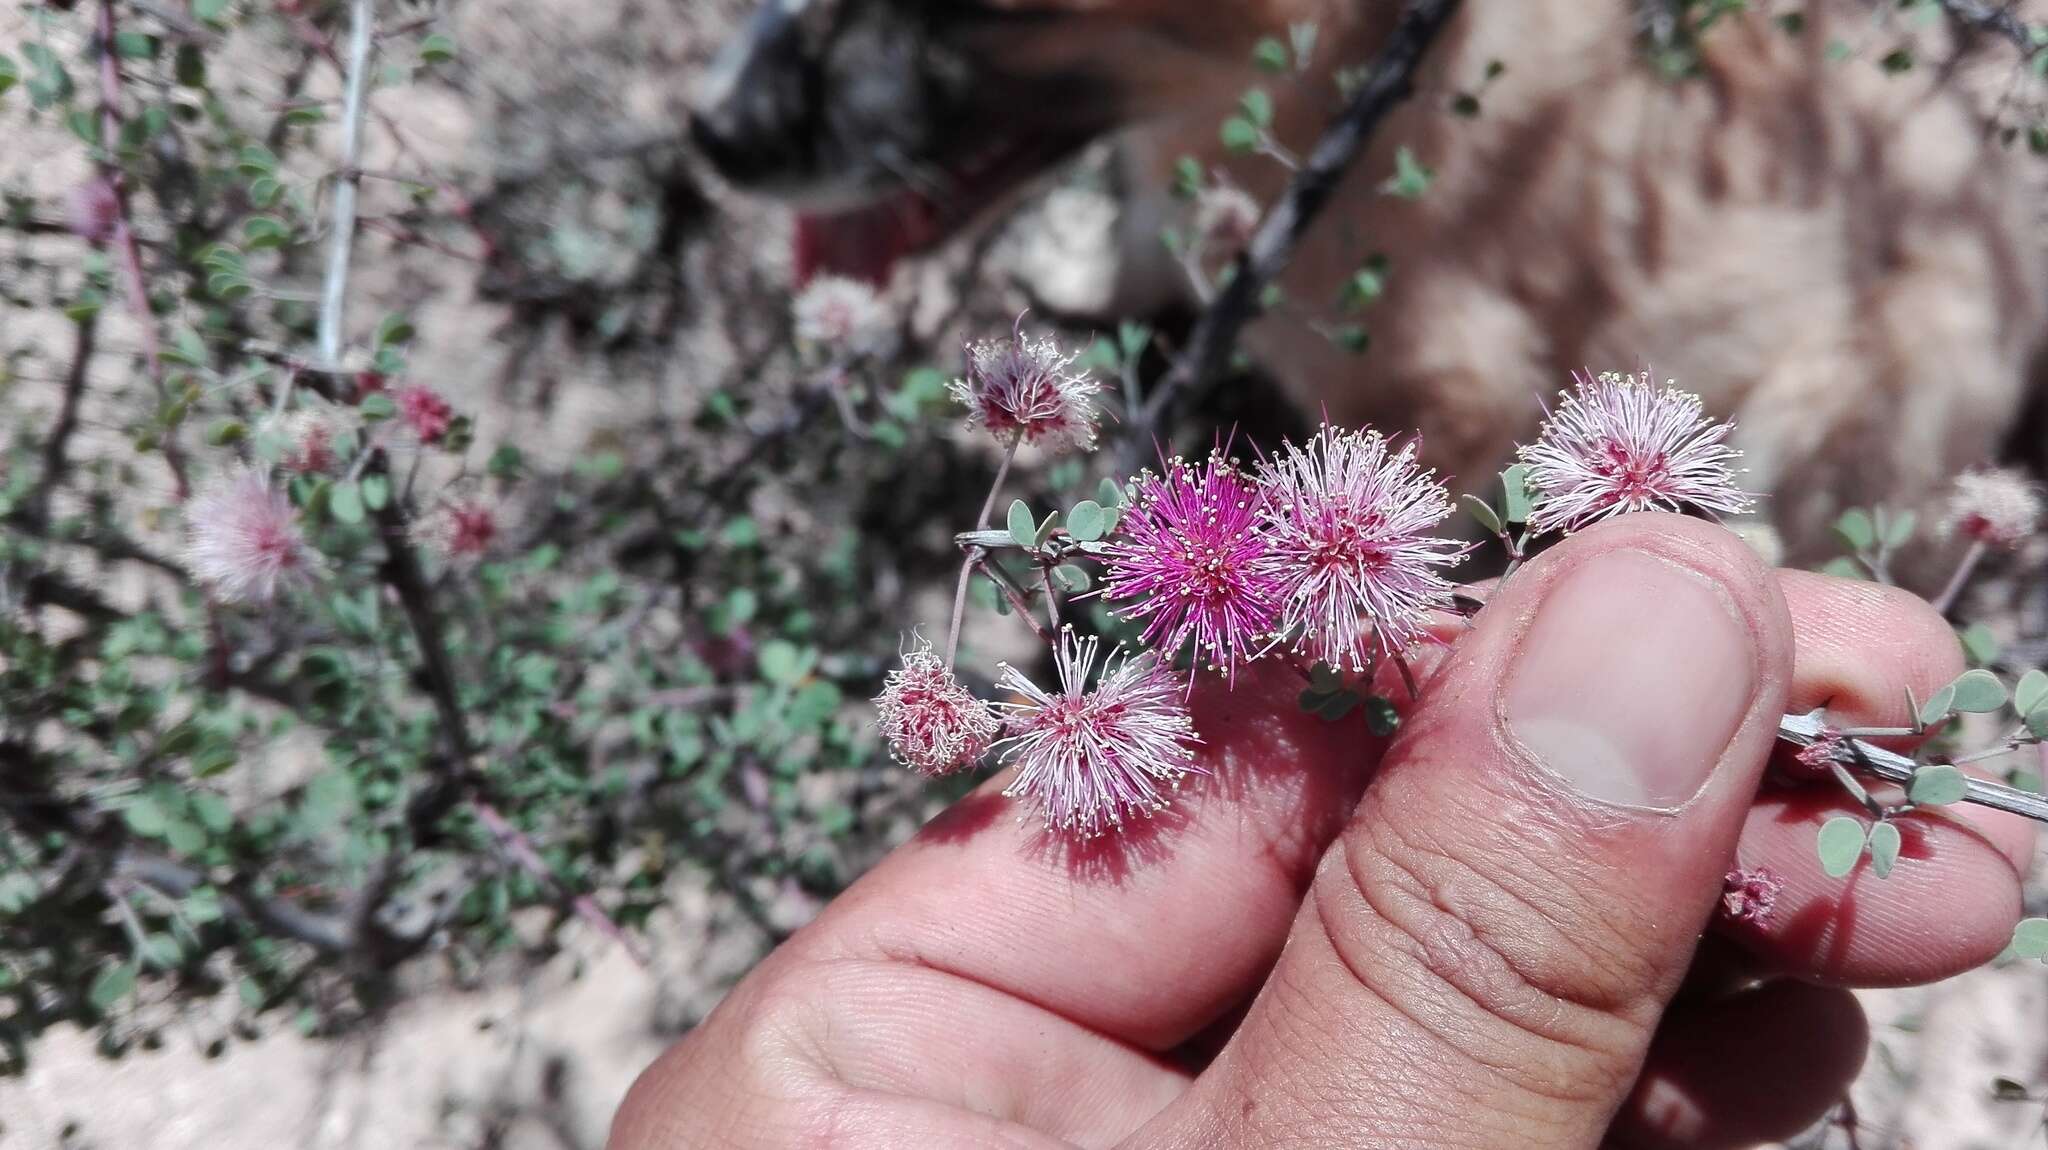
[0,0,960,1073]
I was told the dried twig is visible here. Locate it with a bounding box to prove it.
[25,316,97,524]
[1141,0,1463,429]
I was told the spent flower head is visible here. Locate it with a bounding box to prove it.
[1100,449,1282,681]
[950,323,1101,451]
[396,384,455,445]
[1518,369,1753,535]
[1720,867,1782,925]
[185,466,315,605]
[874,637,1001,776]
[792,275,894,355]
[1944,468,2042,550]
[992,630,1202,837]
[1255,425,1465,669]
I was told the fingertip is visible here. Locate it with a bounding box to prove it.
[1777,569,1965,731]
[1613,981,1867,1150]
[1722,789,2025,985]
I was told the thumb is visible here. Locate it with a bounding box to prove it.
[1126,513,1794,1150]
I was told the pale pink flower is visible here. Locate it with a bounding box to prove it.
[66,179,120,243]
[992,630,1202,837]
[1944,468,2042,549]
[1193,183,1260,249]
[1100,450,1283,681]
[950,324,1100,451]
[874,637,1000,776]
[184,467,314,604]
[1720,867,1782,925]
[395,385,454,445]
[1255,426,1465,669]
[792,275,893,354]
[413,499,499,560]
[1518,369,1754,535]
[267,406,348,474]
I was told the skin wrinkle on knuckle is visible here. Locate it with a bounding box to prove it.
[1304,807,1647,1113]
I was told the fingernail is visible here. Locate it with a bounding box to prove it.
[1502,549,1759,809]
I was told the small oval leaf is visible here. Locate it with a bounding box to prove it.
[1917,684,1957,727]
[1866,821,1901,878]
[1817,816,1866,878]
[2012,917,2048,960]
[2015,668,2048,717]
[1006,500,1036,550]
[328,480,365,525]
[1908,763,1969,806]
[1461,494,1503,536]
[1948,668,2008,714]
[1067,500,1106,543]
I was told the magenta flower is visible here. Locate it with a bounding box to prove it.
[992,630,1202,837]
[1255,426,1465,669]
[950,325,1100,451]
[874,637,1000,777]
[396,384,454,445]
[1100,450,1282,681]
[1720,867,1782,925]
[1944,468,2042,550]
[1518,370,1754,535]
[184,467,315,605]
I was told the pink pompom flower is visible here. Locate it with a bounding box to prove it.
[1100,449,1283,682]
[267,405,349,474]
[950,324,1100,452]
[1944,468,2042,550]
[792,275,894,355]
[184,467,316,605]
[874,637,1000,776]
[395,384,454,445]
[1255,425,1465,669]
[1517,369,1754,535]
[992,629,1202,837]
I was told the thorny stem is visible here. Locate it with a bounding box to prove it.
[1039,565,1062,631]
[1497,530,1530,583]
[1144,0,1462,425]
[946,435,1024,667]
[974,556,1054,645]
[371,458,648,968]
[1778,710,2048,824]
[318,0,374,368]
[1930,538,1987,618]
[1948,726,2035,768]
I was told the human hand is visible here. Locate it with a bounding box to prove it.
[609,513,2032,1149]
